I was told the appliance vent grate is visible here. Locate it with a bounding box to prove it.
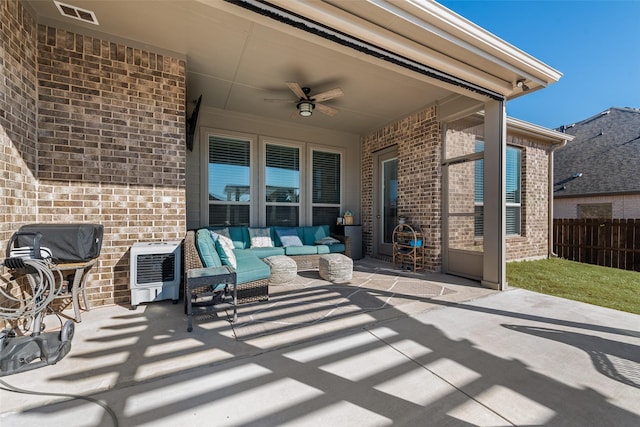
[54,1,99,25]
[136,253,176,285]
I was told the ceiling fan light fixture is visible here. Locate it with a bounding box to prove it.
[298,101,314,117]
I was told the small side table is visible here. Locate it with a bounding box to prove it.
[53,259,97,322]
[185,265,237,332]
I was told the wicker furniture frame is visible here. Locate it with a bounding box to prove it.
[184,230,269,305]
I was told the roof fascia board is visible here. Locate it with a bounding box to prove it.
[402,0,562,85]
[234,0,509,98]
[475,112,574,143]
[506,116,575,143]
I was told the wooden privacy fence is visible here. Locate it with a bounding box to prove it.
[553,219,640,272]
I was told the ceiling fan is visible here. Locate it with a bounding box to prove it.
[264,82,344,117]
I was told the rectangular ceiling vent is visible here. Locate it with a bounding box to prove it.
[54,1,99,25]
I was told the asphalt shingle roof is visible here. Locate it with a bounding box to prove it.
[554,107,640,197]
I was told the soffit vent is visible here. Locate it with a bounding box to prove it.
[53,1,99,25]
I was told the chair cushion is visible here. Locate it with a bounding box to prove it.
[195,229,222,268]
[234,250,270,284]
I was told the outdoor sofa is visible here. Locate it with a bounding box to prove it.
[183,225,351,303]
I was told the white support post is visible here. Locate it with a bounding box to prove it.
[482,100,507,290]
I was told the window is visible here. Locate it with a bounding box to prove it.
[265,143,300,226]
[208,135,251,226]
[474,142,521,236]
[312,150,341,225]
[505,146,522,235]
[206,133,344,227]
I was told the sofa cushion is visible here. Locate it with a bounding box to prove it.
[248,227,273,248]
[213,232,237,269]
[234,250,271,284]
[302,225,331,245]
[195,229,222,268]
[275,227,304,247]
[284,245,318,256]
[327,243,346,253]
[315,245,331,255]
[242,247,285,259]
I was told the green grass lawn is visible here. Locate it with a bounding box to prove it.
[506,257,640,315]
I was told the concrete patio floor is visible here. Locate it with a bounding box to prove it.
[1,258,639,426]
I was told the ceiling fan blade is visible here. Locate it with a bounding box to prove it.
[312,88,343,102]
[286,81,307,99]
[264,98,296,103]
[315,103,339,117]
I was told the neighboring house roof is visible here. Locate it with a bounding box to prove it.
[554,107,640,197]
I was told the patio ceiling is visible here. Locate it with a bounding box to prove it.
[24,0,561,135]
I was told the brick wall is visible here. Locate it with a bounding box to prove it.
[361,107,442,271]
[35,26,187,306]
[0,0,39,247]
[1,0,186,308]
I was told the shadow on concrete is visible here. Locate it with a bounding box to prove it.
[1,260,639,426]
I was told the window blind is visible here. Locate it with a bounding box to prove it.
[208,136,251,226]
[266,144,300,203]
[312,151,340,204]
[474,142,522,236]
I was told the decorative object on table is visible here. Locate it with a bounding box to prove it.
[343,210,354,225]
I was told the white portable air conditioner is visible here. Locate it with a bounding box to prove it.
[130,241,181,308]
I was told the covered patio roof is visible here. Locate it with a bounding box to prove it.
[25,0,561,135]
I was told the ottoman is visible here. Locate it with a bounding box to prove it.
[319,253,353,283]
[264,255,298,285]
